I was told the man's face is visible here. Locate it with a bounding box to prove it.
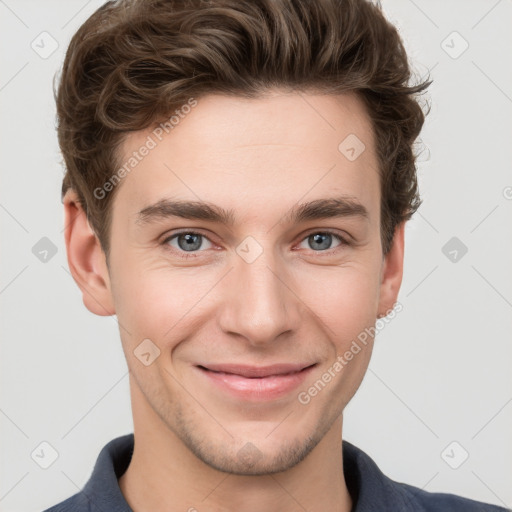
[102,90,401,474]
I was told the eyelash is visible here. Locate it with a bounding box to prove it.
[161,229,351,260]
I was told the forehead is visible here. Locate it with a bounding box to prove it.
[112,90,379,226]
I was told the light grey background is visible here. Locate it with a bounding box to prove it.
[1,1,511,511]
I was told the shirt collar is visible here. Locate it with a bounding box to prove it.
[82,434,134,512]
[342,439,422,511]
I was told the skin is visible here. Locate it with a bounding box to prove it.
[63,89,405,512]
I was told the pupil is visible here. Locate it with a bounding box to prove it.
[311,233,331,251]
[179,233,201,251]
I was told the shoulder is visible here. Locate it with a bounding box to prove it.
[342,440,510,512]
[42,491,91,512]
[398,481,510,512]
[41,433,134,512]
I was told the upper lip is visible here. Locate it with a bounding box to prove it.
[197,363,316,378]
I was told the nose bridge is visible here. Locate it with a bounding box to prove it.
[218,239,299,345]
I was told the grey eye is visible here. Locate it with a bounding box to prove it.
[301,232,342,251]
[166,232,213,252]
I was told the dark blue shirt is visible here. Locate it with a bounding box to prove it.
[43,433,510,511]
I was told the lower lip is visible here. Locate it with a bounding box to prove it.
[196,365,316,402]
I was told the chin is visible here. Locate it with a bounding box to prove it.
[173,413,328,476]
[192,438,319,476]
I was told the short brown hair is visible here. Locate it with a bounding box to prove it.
[55,0,431,260]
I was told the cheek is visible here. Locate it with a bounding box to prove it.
[304,269,379,407]
[111,258,217,343]
[293,262,381,337]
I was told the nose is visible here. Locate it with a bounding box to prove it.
[217,246,302,347]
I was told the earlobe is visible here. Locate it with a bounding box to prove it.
[377,222,405,318]
[63,189,115,316]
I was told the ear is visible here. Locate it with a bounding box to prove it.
[63,189,115,316]
[377,221,405,318]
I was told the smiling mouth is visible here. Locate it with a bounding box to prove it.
[195,363,317,401]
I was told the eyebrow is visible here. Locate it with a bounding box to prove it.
[135,195,369,227]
